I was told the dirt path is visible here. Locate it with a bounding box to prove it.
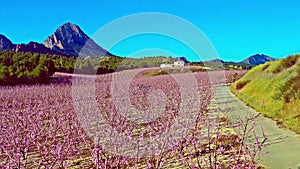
[211,85,300,169]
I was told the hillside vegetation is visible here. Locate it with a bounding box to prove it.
[231,54,300,133]
[0,51,178,85]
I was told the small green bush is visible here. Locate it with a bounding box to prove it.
[143,69,169,76]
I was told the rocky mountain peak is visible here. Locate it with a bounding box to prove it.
[53,22,87,44]
[44,22,113,57]
[57,22,82,35]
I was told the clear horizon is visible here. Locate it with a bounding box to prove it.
[1,0,300,62]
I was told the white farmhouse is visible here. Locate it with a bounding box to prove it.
[174,61,185,67]
[160,60,185,68]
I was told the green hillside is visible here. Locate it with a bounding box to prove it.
[231,54,300,133]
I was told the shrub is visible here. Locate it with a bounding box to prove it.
[236,80,250,90]
[282,55,300,68]
[272,55,299,73]
[261,63,270,71]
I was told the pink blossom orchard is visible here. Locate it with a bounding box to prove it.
[0,70,266,168]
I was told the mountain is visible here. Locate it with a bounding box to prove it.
[207,59,225,63]
[14,41,66,55]
[241,54,276,65]
[0,34,14,51]
[44,22,113,57]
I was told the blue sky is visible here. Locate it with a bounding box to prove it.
[1,0,300,61]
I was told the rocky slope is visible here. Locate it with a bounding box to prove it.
[14,41,66,55]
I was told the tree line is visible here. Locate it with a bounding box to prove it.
[0,51,177,85]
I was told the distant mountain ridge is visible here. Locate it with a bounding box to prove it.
[0,22,113,57]
[240,54,276,65]
[0,25,278,64]
[207,59,225,63]
[44,22,113,57]
[206,54,276,66]
[0,35,66,55]
[14,42,67,55]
